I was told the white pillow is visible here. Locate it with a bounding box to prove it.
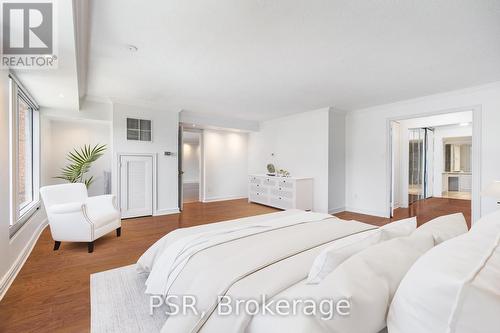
[413,213,468,244]
[471,209,500,230]
[379,216,418,239]
[387,216,500,333]
[312,233,434,333]
[307,217,417,284]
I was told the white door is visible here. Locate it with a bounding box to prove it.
[119,155,153,218]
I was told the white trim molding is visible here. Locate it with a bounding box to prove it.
[153,208,180,216]
[0,218,48,301]
[203,195,248,203]
[328,207,346,215]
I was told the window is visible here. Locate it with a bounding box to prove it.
[10,75,40,236]
[127,118,152,141]
[17,95,34,213]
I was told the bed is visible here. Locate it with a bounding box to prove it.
[128,208,498,333]
[137,210,379,333]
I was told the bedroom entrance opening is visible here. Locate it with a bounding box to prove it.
[389,110,474,219]
[179,127,202,210]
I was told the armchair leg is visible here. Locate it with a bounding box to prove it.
[116,227,122,237]
[88,241,94,253]
[53,241,61,251]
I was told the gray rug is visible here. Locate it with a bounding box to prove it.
[90,265,168,333]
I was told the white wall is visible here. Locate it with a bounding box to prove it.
[180,110,259,132]
[0,71,47,299]
[328,110,346,213]
[42,119,112,196]
[112,103,179,215]
[346,82,500,220]
[203,129,248,201]
[182,142,200,183]
[432,125,473,197]
[248,108,330,213]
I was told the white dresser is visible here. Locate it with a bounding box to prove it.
[248,174,313,211]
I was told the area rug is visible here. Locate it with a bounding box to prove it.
[90,265,168,333]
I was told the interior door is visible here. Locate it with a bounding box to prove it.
[408,128,425,204]
[119,155,153,218]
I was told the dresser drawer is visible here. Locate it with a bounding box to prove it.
[263,177,278,187]
[249,176,262,185]
[270,188,294,199]
[277,178,295,189]
[249,191,268,203]
[250,184,268,193]
[269,197,293,210]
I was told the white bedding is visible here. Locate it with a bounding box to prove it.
[137,210,377,333]
[141,210,334,295]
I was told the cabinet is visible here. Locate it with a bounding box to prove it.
[248,175,313,211]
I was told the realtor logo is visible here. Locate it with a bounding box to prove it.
[1,0,57,68]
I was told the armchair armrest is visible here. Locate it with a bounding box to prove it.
[49,202,85,214]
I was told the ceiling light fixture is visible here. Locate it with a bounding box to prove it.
[192,124,196,127]
[58,93,65,98]
[459,122,470,127]
[127,45,138,52]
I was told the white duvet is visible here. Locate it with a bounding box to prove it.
[137,210,377,333]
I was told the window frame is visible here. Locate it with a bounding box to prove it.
[9,74,41,238]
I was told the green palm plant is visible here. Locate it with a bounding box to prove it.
[55,144,107,188]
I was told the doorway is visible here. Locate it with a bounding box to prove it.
[178,127,202,210]
[389,109,478,220]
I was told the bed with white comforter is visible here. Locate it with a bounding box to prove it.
[137,210,378,333]
[135,208,490,333]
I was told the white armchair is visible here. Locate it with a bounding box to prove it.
[40,183,121,253]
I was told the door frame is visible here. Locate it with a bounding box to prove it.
[386,105,482,223]
[117,153,157,217]
[178,127,204,209]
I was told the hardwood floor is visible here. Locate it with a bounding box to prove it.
[0,199,277,333]
[336,197,471,228]
[0,197,470,332]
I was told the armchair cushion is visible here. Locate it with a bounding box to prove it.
[85,195,120,229]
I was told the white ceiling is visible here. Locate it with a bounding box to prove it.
[14,0,81,110]
[86,0,500,121]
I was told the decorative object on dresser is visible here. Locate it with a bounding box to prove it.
[277,169,290,177]
[266,163,276,176]
[248,174,313,210]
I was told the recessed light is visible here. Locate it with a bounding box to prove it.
[459,122,470,127]
[127,45,138,52]
[192,124,196,127]
[58,93,64,98]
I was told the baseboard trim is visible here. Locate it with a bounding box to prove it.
[344,207,389,218]
[153,208,180,216]
[202,196,247,203]
[328,207,346,214]
[0,218,48,301]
